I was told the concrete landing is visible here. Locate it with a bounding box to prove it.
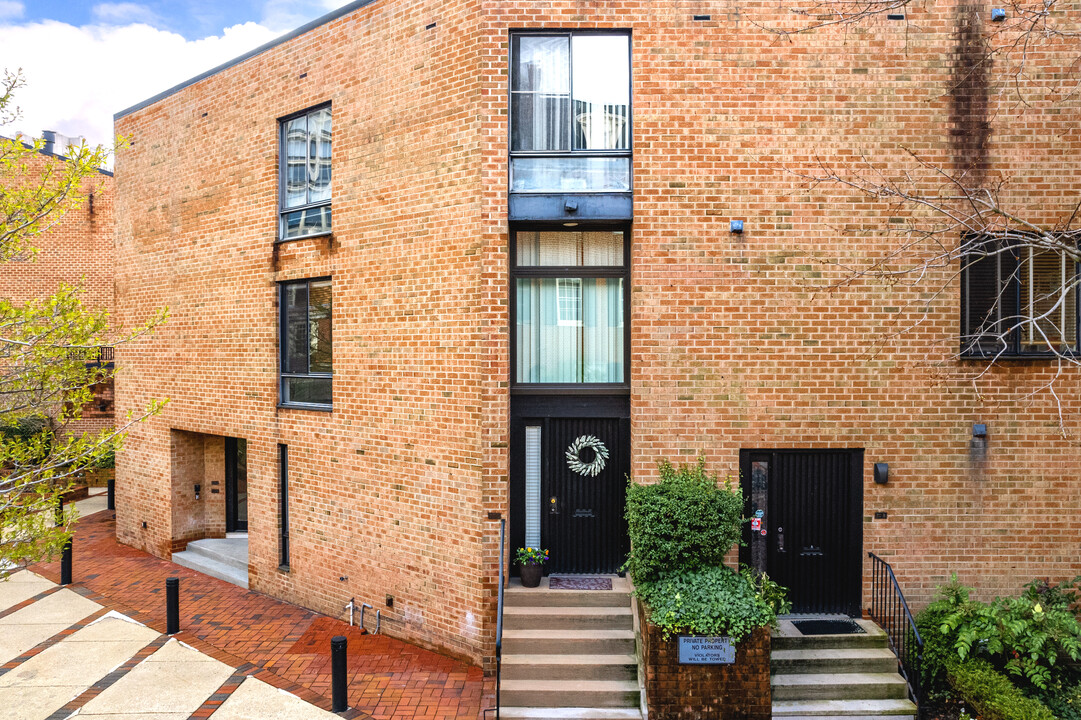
[171,537,248,589]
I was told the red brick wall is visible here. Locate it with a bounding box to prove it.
[640,600,771,720]
[114,0,1081,667]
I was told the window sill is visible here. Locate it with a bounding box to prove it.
[959,351,1078,361]
[510,384,630,396]
[276,230,334,245]
[277,402,333,413]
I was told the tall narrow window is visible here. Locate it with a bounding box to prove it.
[280,105,331,240]
[279,444,289,569]
[280,278,332,407]
[510,32,631,193]
[513,229,627,384]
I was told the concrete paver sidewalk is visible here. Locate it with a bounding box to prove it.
[0,571,359,720]
[20,502,489,719]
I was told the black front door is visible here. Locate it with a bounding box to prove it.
[225,437,248,533]
[740,449,863,616]
[511,411,630,575]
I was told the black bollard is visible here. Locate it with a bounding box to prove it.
[107,479,115,511]
[331,635,347,712]
[60,537,73,585]
[166,577,180,634]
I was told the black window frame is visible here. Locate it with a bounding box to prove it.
[960,234,1080,358]
[508,30,633,195]
[279,443,290,570]
[278,277,333,410]
[509,223,631,394]
[278,103,332,242]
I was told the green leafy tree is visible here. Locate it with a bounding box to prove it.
[0,69,165,575]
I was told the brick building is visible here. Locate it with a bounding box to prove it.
[1,134,116,439]
[112,0,1081,667]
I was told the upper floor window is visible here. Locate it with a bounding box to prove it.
[510,32,630,193]
[961,235,1079,356]
[280,105,331,240]
[280,278,332,408]
[513,230,627,384]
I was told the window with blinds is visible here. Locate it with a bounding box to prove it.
[961,235,1079,356]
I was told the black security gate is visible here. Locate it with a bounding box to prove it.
[740,449,863,616]
[510,407,630,576]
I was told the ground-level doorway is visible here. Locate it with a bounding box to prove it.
[739,449,864,616]
[510,397,630,575]
[225,437,248,533]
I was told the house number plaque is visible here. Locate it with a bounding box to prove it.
[678,636,735,664]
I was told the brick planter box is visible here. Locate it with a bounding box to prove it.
[639,599,771,720]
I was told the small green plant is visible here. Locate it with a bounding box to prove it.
[1036,678,1081,720]
[636,565,787,641]
[623,458,742,585]
[515,547,548,565]
[947,658,1057,720]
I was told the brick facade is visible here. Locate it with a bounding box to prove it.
[113,0,1081,667]
[0,145,115,441]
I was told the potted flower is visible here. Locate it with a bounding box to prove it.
[515,547,549,588]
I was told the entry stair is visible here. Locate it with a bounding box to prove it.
[772,618,918,719]
[499,576,642,720]
[171,535,249,589]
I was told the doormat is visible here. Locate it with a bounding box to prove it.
[791,619,866,635]
[548,576,613,590]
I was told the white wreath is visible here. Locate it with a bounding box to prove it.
[565,435,609,477]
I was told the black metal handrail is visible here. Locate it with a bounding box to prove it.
[868,552,925,719]
[66,346,114,365]
[485,518,506,720]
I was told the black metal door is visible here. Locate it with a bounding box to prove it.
[740,449,863,616]
[542,418,629,574]
[225,438,248,533]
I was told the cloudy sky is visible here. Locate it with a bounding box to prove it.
[0,0,349,150]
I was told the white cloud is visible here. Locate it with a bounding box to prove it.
[0,1,23,21]
[91,3,165,28]
[0,19,279,152]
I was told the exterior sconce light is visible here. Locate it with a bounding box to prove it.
[730,220,744,234]
[972,423,987,438]
[194,484,201,500]
[991,8,1006,21]
[873,463,889,485]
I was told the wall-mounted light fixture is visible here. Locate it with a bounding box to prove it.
[991,8,1006,21]
[873,463,889,485]
[194,484,201,500]
[972,423,987,438]
[730,220,744,234]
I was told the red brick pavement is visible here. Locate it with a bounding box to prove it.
[31,511,491,720]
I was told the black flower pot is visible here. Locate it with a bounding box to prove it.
[520,562,543,588]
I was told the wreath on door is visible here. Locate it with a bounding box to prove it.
[565,435,609,477]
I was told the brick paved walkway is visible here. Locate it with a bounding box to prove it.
[31,511,490,720]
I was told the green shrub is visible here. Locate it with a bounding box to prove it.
[637,565,787,641]
[917,574,1081,692]
[623,458,742,585]
[94,447,115,469]
[947,659,1056,720]
[1037,679,1081,720]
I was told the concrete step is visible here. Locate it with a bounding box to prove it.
[182,538,248,572]
[505,581,631,608]
[498,708,643,720]
[501,680,640,708]
[772,673,909,701]
[502,629,636,656]
[502,654,637,681]
[771,648,900,674]
[772,619,888,651]
[773,698,918,718]
[172,549,248,589]
[503,605,633,631]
